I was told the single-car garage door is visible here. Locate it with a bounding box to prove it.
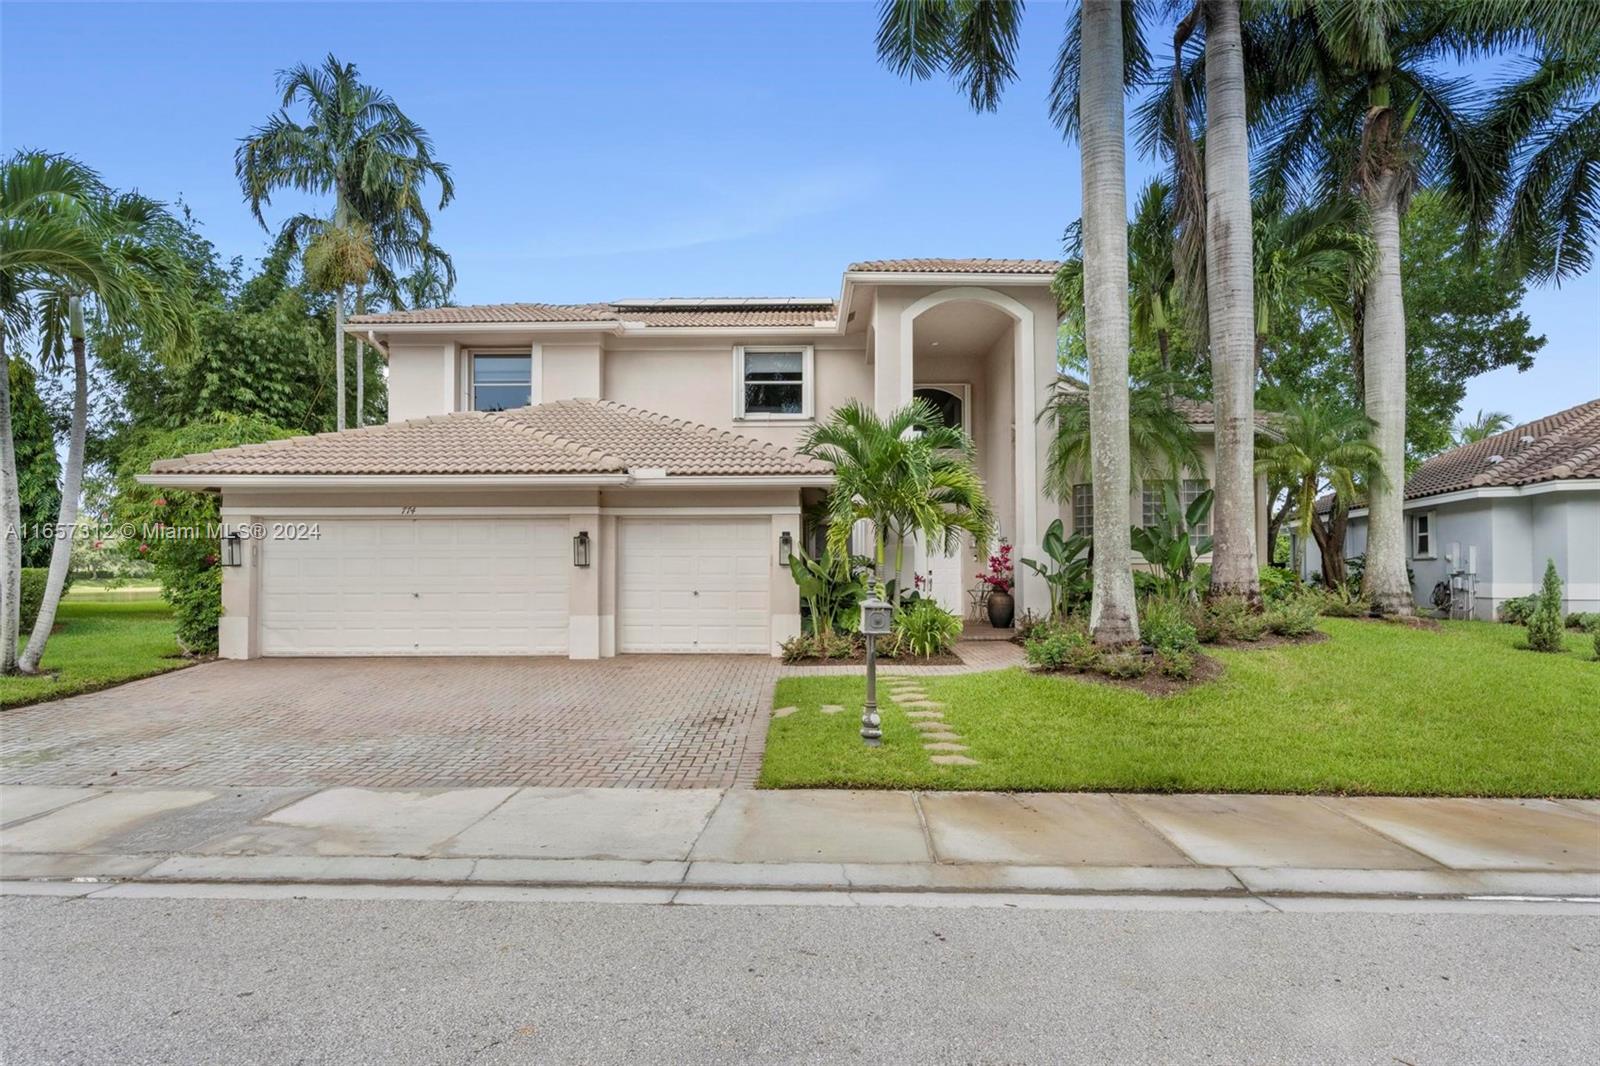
[617,517,770,653]
[259,518,570,656]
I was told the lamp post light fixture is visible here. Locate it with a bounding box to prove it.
[572,530,591,568]
[858,594,893,746]
[778,530,793,567]
[220,531,244,568]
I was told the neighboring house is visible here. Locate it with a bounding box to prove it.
[144,258,1265,660]
[1298,399,1600,618]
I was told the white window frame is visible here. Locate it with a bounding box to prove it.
[912,383,972,434]
[1412,510,1437,559]
[465,348,535,413]
[734,345,814,421]
[1071,483,1094,539]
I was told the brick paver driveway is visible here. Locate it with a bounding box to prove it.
[0,656,783,790]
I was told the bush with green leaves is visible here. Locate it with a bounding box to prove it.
[1020,519,1092,619]
[1024,620,1100,672]
[787,545,869,637]
[1141,596,1199,654]
[1258,566,1298,603]
[17,567,73,634]
[1525,559,1566,653]
[1154,649,1196,680]
[1565,612,1599,631]
[893,599,963,658]
[112,414,295,654]
[1499,594,1538,625]
[1100,651,1150,679]
[1591,619,1600,661]
[1264,597,1320,638]
[1192,596,1269,643]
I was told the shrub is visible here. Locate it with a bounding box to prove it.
[1526,559,1566,653]
[167,566,222,654]
[1193,596,1268,643]
[1264,597,1319,638]
[780,634,817,663]
[1498,595,1538,625]
[1025,629,1074,670]
[1024,620,1099,672]
[1154,649,1196,680]
[1318,593,1371,618]
[1592,619,1600,661]
[17,567,73,634]
[893,599,962,658]
[1258,566,1296,604]
[1100,651,1149,679]
[1565,612,1599,631]
[1142,596,1199,654]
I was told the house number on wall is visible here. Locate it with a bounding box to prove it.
[399,506,417,515]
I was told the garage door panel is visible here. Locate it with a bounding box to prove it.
[618,517,770,654]
[259,518,569,656]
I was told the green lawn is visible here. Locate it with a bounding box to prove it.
[762,619,1600,797]
[0,599,191,710]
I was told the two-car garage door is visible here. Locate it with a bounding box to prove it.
[256,515,771,656]
[259,519,570,656]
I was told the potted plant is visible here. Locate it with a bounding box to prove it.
[979,540,1015,628]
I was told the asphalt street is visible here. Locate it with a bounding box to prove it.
[3,895,1596,1065]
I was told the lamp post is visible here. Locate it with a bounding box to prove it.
[858,594,892,746]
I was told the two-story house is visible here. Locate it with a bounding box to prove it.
[144,258,1266,660]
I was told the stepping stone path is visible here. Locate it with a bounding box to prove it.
[773,706,799,719]
[885,680,980,769]
[819,704,845,715]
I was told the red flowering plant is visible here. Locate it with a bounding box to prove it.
[977,540,1014,595]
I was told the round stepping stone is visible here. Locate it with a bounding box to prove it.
[930,754,979,766]
[922,742,969,752]
[819,704,845,715]
[772,706,799,718]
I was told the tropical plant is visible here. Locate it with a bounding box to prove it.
[977,540,1014,596]
[1243,2,1600,616]
[800,399,993,606]
[1525,559,1566,653]
[6,358,60,568]
[1021,518,1092,621]
[1256,399,1384,588]
[1129,482,1214,597]
[1263,596,1319,638]
[893,598,963,658]
[236,53,454,430]
[875,0,1148,645]
[1043,374,1204,495]
[0,151,196,674]
[787,545,869,638]
[111,415,295,653]
[1140,595,1199,655]
[1454,409,1514,445]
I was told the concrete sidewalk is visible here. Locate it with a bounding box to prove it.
[3,784,1596,903]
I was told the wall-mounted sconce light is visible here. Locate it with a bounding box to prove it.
[778,530,793,567]
[221,531,244,568]
[573,530,591,568]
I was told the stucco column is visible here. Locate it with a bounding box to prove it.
[217,510,259,660]
[597,511,617,657]
[567,506,601,659]
[770,509,802,655]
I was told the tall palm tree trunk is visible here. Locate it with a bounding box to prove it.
[1361,173,1412,615]
[354,283,365,427]
[1201,0,1259,602]
[1080,0,1139,646]
[0,333,23,673]
[18,296,88,673]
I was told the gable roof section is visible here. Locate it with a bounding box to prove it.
[1315,398,1600,512]
[1407,398,1600,499]
[149,400,831,479]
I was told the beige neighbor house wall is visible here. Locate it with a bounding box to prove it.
[216,486,802,662]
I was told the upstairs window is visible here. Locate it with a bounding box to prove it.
[736,346,812,419]
[471,353,532,412]
[1072,483,1094,538]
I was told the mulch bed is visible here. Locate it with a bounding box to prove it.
[1034,651,1226,696]
[785,650,965,667]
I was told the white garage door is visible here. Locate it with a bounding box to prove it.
[259,518,570,656]
[617,517,770,653]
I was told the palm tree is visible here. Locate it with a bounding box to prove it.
[1252,190,1373,381]
[1454,408,1513,445]
[236,54,453,430]
[800,399,993,606]
[1256,399,1384,589]
[1043,375,1204,494]
[1244,2,1593,615]
[0,152,195,673]
[876,0,1147,644]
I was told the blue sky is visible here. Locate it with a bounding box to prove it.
[3,1,1594,425]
